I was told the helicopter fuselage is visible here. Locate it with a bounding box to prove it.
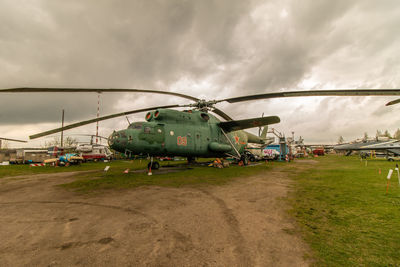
[108,109,252,158]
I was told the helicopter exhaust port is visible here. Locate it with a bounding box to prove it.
[145,112,153,121]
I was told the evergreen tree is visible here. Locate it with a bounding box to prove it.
[394,128,400,140]
[384,130,392,138]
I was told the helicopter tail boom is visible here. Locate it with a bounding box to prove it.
[218,116,280,133]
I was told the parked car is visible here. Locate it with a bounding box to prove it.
[387,156,400,162]
[243,150,257,162]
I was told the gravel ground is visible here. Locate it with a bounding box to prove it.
[0,167,310,266]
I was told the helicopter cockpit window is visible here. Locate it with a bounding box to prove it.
[120,132,127,138]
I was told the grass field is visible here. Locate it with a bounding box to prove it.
[60,160,274,192]
[0,159,275,190]
[0,160,141,178]
[287,155,400,266]
[2,155,399,265]
[0,159,215,178]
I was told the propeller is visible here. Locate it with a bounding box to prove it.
[0,137,27,143]
[29,104,182,139]
[0,87,200,102]
[386,98,400,106]
[0,87,234,138]
[212,108,233,121]
[217,89,400,104]
[2,87,400,140]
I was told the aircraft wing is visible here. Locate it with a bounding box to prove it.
[218,116,280,132]
[334,140,399,151]
[387,149,400,155]
[359,140,400,150]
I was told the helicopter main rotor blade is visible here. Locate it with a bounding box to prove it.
[219,89,400,104]
[29,104,181,139]
[0,87,200,102]
[0,137,27,143]
[386,98,400,106]
[211,108,233,121]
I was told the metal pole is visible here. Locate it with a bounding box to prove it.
[96,93,100,144]
[221,129,241,158]
[61,109,64,147]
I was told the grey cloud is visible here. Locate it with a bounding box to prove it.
[1,0,400,143]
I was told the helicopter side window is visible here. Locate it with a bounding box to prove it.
[201,113,210,121]
[129,123,143,129]
[144,126,151,133]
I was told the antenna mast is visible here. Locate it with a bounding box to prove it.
[61,109,64,147]
[96,93,101,144]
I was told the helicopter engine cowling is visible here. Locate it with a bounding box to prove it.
[152,109,193,122]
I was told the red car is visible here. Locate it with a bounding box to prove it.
[312,148,325,156]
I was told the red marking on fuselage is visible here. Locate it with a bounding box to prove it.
[177,136,187,146]
[234,136,240,144]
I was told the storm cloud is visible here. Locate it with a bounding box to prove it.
[0,0,400,146]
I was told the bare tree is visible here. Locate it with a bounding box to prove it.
[44,137,77,148]
[64,137,78,148]
[0,140,9,150]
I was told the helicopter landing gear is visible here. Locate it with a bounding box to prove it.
[240,154,249,166]
[147,161,160,170]
[187,156,196,164]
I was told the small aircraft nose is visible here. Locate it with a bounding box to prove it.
[108,131,117,147]
[108,130,128,152]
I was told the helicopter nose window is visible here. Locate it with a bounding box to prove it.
[120,132,127,138]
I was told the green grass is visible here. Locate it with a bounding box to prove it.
[60,161,275,192]
[0,160,141,178]
[5,155,399,265]
[288,155,400,266]
[0,159,207,178]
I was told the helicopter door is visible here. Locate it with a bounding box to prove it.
[194,132,202,154]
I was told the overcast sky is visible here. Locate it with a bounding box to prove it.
[1,0,400,147]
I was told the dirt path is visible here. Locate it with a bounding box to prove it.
[0,166,310,266]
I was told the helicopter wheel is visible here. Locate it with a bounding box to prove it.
[240,154,249,166]
[148,161,160,170]
[187,156,196,163]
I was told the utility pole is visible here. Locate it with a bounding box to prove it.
[61,109,64,147]
[96,93,101,144]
